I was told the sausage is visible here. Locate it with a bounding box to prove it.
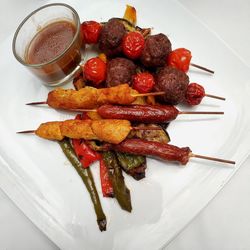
[106,57,136,87]
[97,104,179,123]
[99,18,126,57]
[113,139,191,165]
[140,33,172,68]
[154,66,189,105]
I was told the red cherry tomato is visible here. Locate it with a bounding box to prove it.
[81,21,102,44]
[83,57,106,85]
[167,48,192,73]
[132,72,155,93]
[122,31,145,59]
[185,83,205,105]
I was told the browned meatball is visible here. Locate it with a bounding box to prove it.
[140,33,172,68]
[106,57,136,87]
[154,66,189,105]
[99,18,126,57]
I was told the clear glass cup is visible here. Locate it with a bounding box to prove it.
[12,3,83,86]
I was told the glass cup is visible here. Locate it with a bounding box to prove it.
[12,3,83,86]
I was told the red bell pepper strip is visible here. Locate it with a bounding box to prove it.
[71,113,101,168]
[73,112,113,196]
[100,157,114,197]
[72,139,101,168]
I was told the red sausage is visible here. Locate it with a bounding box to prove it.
[97,104,179,123]
[113,139,191,165]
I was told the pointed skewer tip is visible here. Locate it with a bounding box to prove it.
[26,101,47,106]
[17,130,35,134]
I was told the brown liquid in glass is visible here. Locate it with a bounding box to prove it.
[26,20,82,84]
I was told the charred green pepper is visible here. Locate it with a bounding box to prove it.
[102,151,132,212]
[116,152,145,170]
[59,138,106,231]
[116,152,147,180]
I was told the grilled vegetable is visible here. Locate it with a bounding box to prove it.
[125,163,147,180]
[116,152,145,170]
[123,5,137,26]
[59,138,107,231]
[116,152,147,180]
[102,151,132,212]
[100,157,114,197]
[130,123,170,143]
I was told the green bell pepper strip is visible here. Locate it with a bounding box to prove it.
[58,138,107,231]
[115,152,146,171]
[102,151,132,212]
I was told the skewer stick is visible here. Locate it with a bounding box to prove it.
[17,126,162,134]
[190,63,214,74]
[132,92,225,101]
[26,101,47,105]
[132,126,162,131]
[26,92,225,106]
[131,92,165,98]
[179,111,224,115]
[205,94,225,101]
[26,105,224,117]
[190,153,235,165]
[17,130,35,134]
[69,109,224,116]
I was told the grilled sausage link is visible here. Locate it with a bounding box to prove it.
[97,104,179,123]
[113,139,191,165]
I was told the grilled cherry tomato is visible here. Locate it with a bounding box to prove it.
[83,57,106,85]
[167,48,192,73]
[122,31,145,59]
[185,83,205,105]
[81,21,102,44]
[132,72,155,93]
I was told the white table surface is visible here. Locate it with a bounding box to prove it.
[1,0,250,249]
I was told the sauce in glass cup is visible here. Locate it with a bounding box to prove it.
[12,3,83,86]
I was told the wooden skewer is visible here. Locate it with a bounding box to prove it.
[66,108,224,116]
[131,92,165,97]
[17,126,162,134]
[17,130,35,134]
[132,126,162,130]
[26,101,47,105]
[26,92,225,106]
[190,63,214,74]
[190,153,235,165]
[26,91,225,105]
[132,92,225,101]
[179,111,224,115]
[205,94,226,101]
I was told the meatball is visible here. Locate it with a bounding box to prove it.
[99,18,126,57]
[140,33,172,68]
[154,66,189,105]
[106,57,136,87]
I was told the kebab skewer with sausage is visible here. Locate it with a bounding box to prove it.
[17,119,234,165]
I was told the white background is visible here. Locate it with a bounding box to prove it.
[0,0,250,249]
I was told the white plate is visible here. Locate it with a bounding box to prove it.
[0,0,250,249]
